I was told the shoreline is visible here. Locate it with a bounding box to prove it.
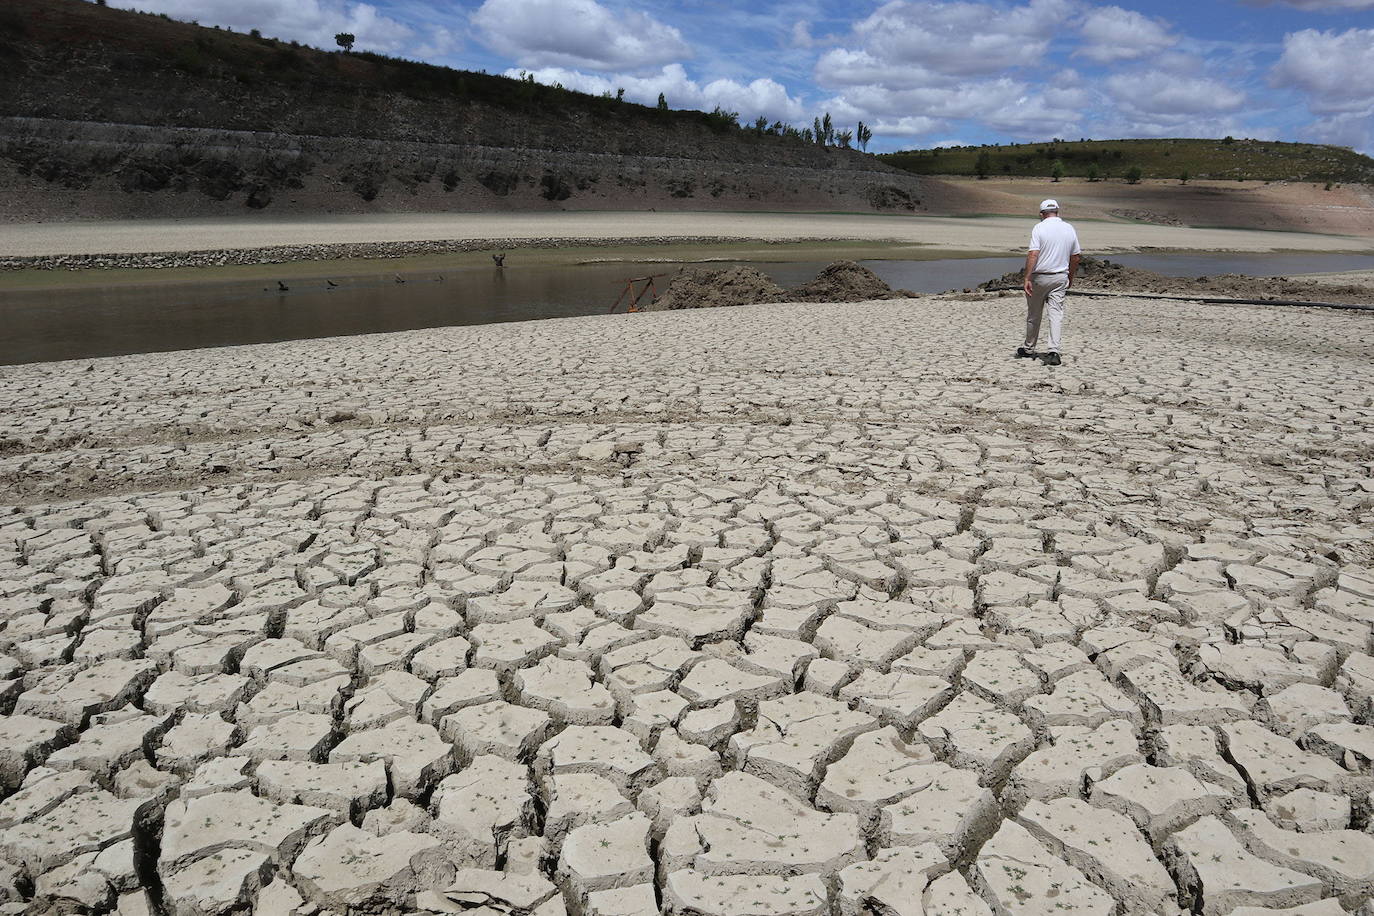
[3,210,1370,271]
[0,238,945,290]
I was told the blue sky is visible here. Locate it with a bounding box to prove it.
[108,0,1374,153]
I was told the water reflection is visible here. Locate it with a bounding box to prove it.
[3,251,1372,365]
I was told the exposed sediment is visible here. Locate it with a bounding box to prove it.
[0,234,812,272]
[645,261,914,310]
[1,293,1373,915]
[981,255,1374,304]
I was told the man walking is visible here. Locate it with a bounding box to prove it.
[1017,199,1080,366]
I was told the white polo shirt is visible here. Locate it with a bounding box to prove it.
[1029,216,1081,275]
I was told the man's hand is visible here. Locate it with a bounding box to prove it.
[1066,274,1074,290]
[1023,277,1034,296]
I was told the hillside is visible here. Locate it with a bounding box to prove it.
[0,0,922,220]
[882,138,1374,185]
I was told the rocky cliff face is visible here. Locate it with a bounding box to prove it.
[0,117,923,220]
[0,0,924,220]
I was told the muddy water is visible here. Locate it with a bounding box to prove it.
[4,252,1373,365]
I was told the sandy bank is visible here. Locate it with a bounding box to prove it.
[2,210,1371,266]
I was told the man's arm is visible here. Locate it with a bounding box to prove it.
[1023,250,1039,296]
[1067,252,1079,289]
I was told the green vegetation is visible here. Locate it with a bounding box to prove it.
[857,122,872,152]
[880,138,1374,184]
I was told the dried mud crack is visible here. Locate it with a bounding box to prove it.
[1,294,1373,916]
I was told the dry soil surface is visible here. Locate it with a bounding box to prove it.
[923,176,1374,237]
[3,210,1373,263]
[2,294,1373,916]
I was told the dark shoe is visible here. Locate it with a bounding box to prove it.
[1044,352,1062,366]
[1015,347,1033,358]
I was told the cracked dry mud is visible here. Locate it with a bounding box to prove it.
[1,294,1373,916]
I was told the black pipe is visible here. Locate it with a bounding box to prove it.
[980,286,1374,312]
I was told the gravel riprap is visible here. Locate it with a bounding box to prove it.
[1,293,1373,916]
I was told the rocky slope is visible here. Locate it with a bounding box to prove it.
[0,0,923,220]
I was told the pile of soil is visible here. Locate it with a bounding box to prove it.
[645,260,913,311]
[978,255,1373,304]
[790,261,916,302]
[644,266,786,310]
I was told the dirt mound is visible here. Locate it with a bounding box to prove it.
[644,266,786,310]
[791,260,916,302]
[646,260,913,311]
[978,255,1374,304]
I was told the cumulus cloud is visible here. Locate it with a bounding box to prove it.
[1271,27,1374,114]
[1077,6,1175,63]
[512,64,809,123]
[1105,69,1246,116]
[104,0,414,52]
[412,27,461,61]
[808,0,1094,143]
[473,0,690,71]
[820,73,1084,142]
[823,0,1074,80]
[1303,113,1374,153]
[870,115,947,137]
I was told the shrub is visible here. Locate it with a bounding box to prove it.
[1125,165,1143,184]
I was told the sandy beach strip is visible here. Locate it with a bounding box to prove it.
[3,210,1372,264]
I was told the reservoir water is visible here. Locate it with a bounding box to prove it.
[3,251,1372,365]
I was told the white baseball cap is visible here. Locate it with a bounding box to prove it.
[1039,199,1060,212]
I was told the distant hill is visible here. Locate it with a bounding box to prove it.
[0,0,921,219]
[881,138,1374,185]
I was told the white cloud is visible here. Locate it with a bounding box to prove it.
[412,27,461,61]
[1105,69,1246,116]
[512,64,808,123]
[817,77,1085,143]
[871,115,947,137]
[1271,28,1374,115]
[473,0,690,71]
[809,0,1094,142]
[105,0,414,53]
[827,0,1074,79]
[1303,113,1374,154]
[1077,6,1175,63]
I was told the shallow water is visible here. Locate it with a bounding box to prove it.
[3,252,1372,365]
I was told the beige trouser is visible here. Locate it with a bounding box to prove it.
[1025,271,1068,353]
